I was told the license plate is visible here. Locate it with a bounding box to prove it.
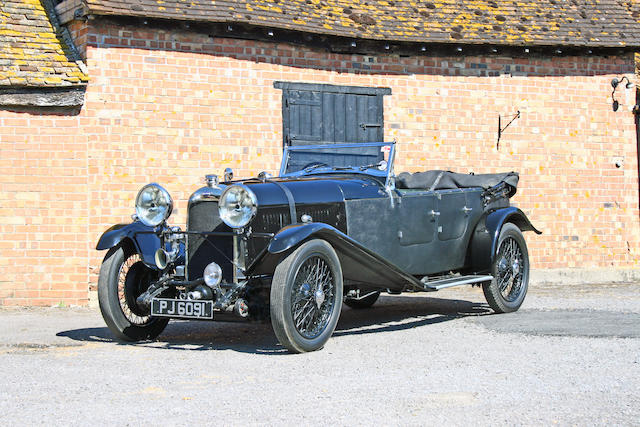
[151,298,214,320]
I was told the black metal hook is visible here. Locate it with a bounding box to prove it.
[497,110,520,150]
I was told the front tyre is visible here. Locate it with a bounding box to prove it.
[270,239,343,353]
[98,244,169,341]
[482,223,530,313]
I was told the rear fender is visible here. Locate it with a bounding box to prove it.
[248,223,424,291]
[96,222,162,269]
[468,207,541,271]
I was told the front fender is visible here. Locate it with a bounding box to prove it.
[96,221,162,268]
[468,207,541,271]
[251,223,424,291]
[267,223,332,254]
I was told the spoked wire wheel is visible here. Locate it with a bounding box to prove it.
[290,255,336,339]
[495,237,525,302]
[483,223,529,313]
[117,253,153,325]
[98,245,169,341]
[271,239,343,353]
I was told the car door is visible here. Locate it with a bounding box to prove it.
[347,186,482,276]
[388,190,440,274]
[394,188,481,275]
[431,189,483,271]
[397,190,438,246]
[428,189,468,270]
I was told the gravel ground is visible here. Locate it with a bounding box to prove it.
[1,282,639,426]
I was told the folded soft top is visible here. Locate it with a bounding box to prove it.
[396,170,519,196]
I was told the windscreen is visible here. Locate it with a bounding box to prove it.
[283,143,391,175]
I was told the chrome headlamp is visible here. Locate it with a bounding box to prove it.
[135,183,173,227]
[218,185,258,228]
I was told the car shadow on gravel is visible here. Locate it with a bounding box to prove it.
[56,295,491,354]
[334,295,490,336]
[56,318,285,355]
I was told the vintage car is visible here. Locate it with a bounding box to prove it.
[96,142,540,353]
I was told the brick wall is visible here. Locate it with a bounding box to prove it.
[0,110,89,306]
[0,19,638,306]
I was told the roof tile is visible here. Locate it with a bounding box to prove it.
[0,0,88,88]
[84,0,640,48]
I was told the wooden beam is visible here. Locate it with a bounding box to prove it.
[0,87,85,107]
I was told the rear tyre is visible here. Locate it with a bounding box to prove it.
[270,239,343,353]
[344,291,380,309]
[482,223,529,313]
[98,244,169,341]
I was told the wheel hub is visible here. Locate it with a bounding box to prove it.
[512,258,520,276]
[314,287,325,308]
[498,257,508,272]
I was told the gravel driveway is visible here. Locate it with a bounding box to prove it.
[1,282,639,426]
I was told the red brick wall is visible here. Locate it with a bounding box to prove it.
[0,19,638,306]
[0,111,89,306]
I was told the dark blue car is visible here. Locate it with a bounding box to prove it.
[96,142,540,352]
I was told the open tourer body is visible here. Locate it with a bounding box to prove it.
[96,142,540,352]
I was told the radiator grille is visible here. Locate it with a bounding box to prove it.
[186,200,233,282]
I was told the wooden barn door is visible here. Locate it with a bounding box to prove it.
[274,82,391,147]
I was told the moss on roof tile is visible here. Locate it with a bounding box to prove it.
[83,0,640,48]
[0,0,88,88]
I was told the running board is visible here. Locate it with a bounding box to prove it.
[420,274,493,291]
